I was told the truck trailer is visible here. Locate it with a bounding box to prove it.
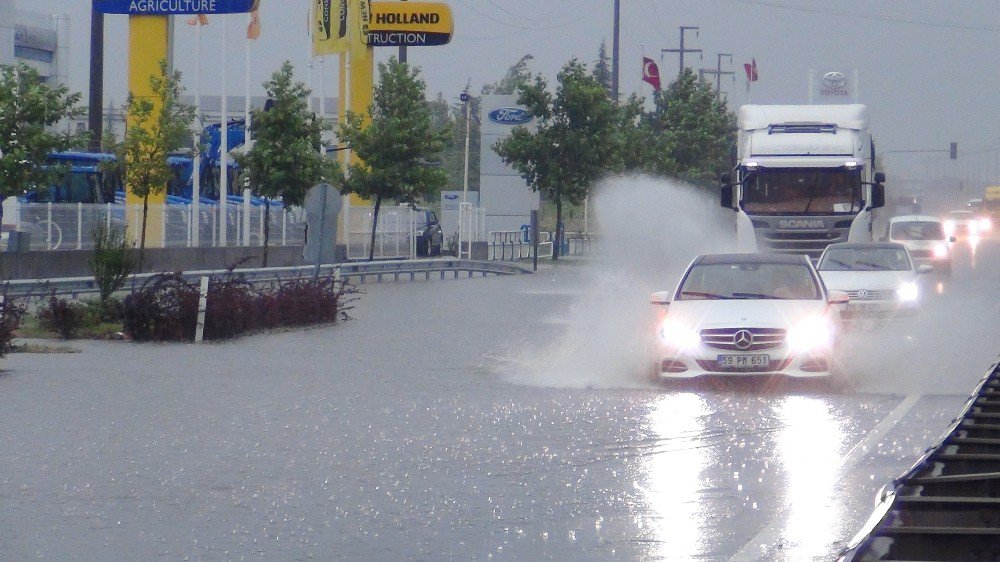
[720,104,885,258]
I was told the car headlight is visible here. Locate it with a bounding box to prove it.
[658,318,700,350]
[979,217,992,231]
[933,243,948,258]
[786,316,834,352]
[969,221,979,234]
[897,282,919,302]
[943,220,955,235]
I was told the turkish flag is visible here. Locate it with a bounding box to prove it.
[744,58,759,82]
[642,57,661,91]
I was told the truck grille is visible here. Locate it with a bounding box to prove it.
[756,228,850,259]
[701,327,786,351]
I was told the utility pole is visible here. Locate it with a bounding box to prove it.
[88,3,104,151]
[699,52,734,100]
[611,0,620,102]
[661,26,701,78]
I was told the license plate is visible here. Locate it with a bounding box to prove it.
[717,354,769,367]
[847,302,882,313]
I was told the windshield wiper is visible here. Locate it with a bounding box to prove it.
[680,291,731,300]
[732,292,787,299]
[822,258,853,271]
[854,260,892,271]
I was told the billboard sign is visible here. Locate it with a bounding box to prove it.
[367,1,453,47]
[94,0,260,14]
[809,68,859,103]
[487,107,532,126]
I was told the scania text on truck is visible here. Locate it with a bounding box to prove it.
[720,104,885,258]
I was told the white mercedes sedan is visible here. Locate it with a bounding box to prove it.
[816,242,930,319]
[650,253,847,380]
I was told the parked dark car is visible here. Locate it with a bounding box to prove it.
[415,209,443,257]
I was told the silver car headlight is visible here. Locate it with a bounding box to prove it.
[897,282,919,302]
[658,318,700,350]
[786,315,834,352]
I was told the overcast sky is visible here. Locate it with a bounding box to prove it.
[24,0,1000,190]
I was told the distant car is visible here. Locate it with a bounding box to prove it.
[649,253,846,380]
[886,215,954,274]
[817,242,930,319]
[414,208,443,257]
[943,210,981,238]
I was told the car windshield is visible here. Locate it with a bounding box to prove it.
[678,262,821,300]
[891,221,944,241]
[742,167,863,215]
[818,248,912,272]
[948,211,973,220]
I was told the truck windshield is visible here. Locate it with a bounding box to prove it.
[742,167,863,215]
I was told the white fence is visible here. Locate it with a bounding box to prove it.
[3,200,306,251]
[3,200,490,262]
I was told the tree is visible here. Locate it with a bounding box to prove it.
[593,41,613,96]
[494,59,620,260]
[0,63,83,225]
[338,57,450,261]
[238,61,339,267]
[428,88,480,193]
[482,54,534,96]
[120,61,195,252]
[647,68,736,186]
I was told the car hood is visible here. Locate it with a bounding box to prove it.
[665,299,830,329]
[819,270,915,292]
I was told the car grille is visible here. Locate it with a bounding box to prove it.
[846,289,897,301]
[701,327,786,351]
[696,358,793,373]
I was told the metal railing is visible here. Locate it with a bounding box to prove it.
[487,230,601,261]
[840,358,1000,561]
[3,258,532,299]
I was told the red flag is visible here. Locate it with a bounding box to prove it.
[744,58,759,82]
[642,57,661,91]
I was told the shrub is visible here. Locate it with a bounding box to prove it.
[122,273,198,342]
[37,293,88,339]
[0,286,27,356]
[90,223,139,304]
[121,272,359,342]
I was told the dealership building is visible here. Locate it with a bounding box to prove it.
[0,0,70,86]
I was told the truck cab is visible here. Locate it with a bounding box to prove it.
[721,105,885,259]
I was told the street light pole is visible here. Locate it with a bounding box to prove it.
[462,90,471,205]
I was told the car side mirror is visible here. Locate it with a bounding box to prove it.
[870,182,885,209]
[720,173,731,185]
[949,236,956,243]
[828,290,850,305]
[720,184,734,209]
[873,172,886,183]
[649,291,672,305]
[917,264,933,274]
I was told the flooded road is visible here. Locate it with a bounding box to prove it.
[1,238,996,560]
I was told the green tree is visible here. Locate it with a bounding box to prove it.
[494,59,620,259]
[120,60,195,251]
[428,88,480,193]
[238,61,339,267]
[0,63,83,225]
[647,68,736,185]
[593,41,613,95]
[338,57,450,261]
[482,54,534,95]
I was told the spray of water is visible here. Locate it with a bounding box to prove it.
[503,175,737,389]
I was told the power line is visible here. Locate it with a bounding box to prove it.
[722,0,1000,33]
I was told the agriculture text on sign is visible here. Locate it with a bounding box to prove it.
[367,1,453,47]
[94,0,260,14]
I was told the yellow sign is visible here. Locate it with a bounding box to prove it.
[313,0,371,55]
[368,2,453,46]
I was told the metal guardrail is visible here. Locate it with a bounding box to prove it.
[840,358,1000,561]
[3,258,532,298]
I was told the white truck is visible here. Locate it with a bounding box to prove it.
[720,104,885,258]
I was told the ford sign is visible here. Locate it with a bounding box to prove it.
[444,194,459,200]
[488,107,532,125]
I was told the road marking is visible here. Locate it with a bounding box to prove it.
[730,394,921,562]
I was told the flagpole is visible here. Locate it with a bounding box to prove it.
[192,20,202,247]
[219,16,229,247]
[244,12,252,144]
